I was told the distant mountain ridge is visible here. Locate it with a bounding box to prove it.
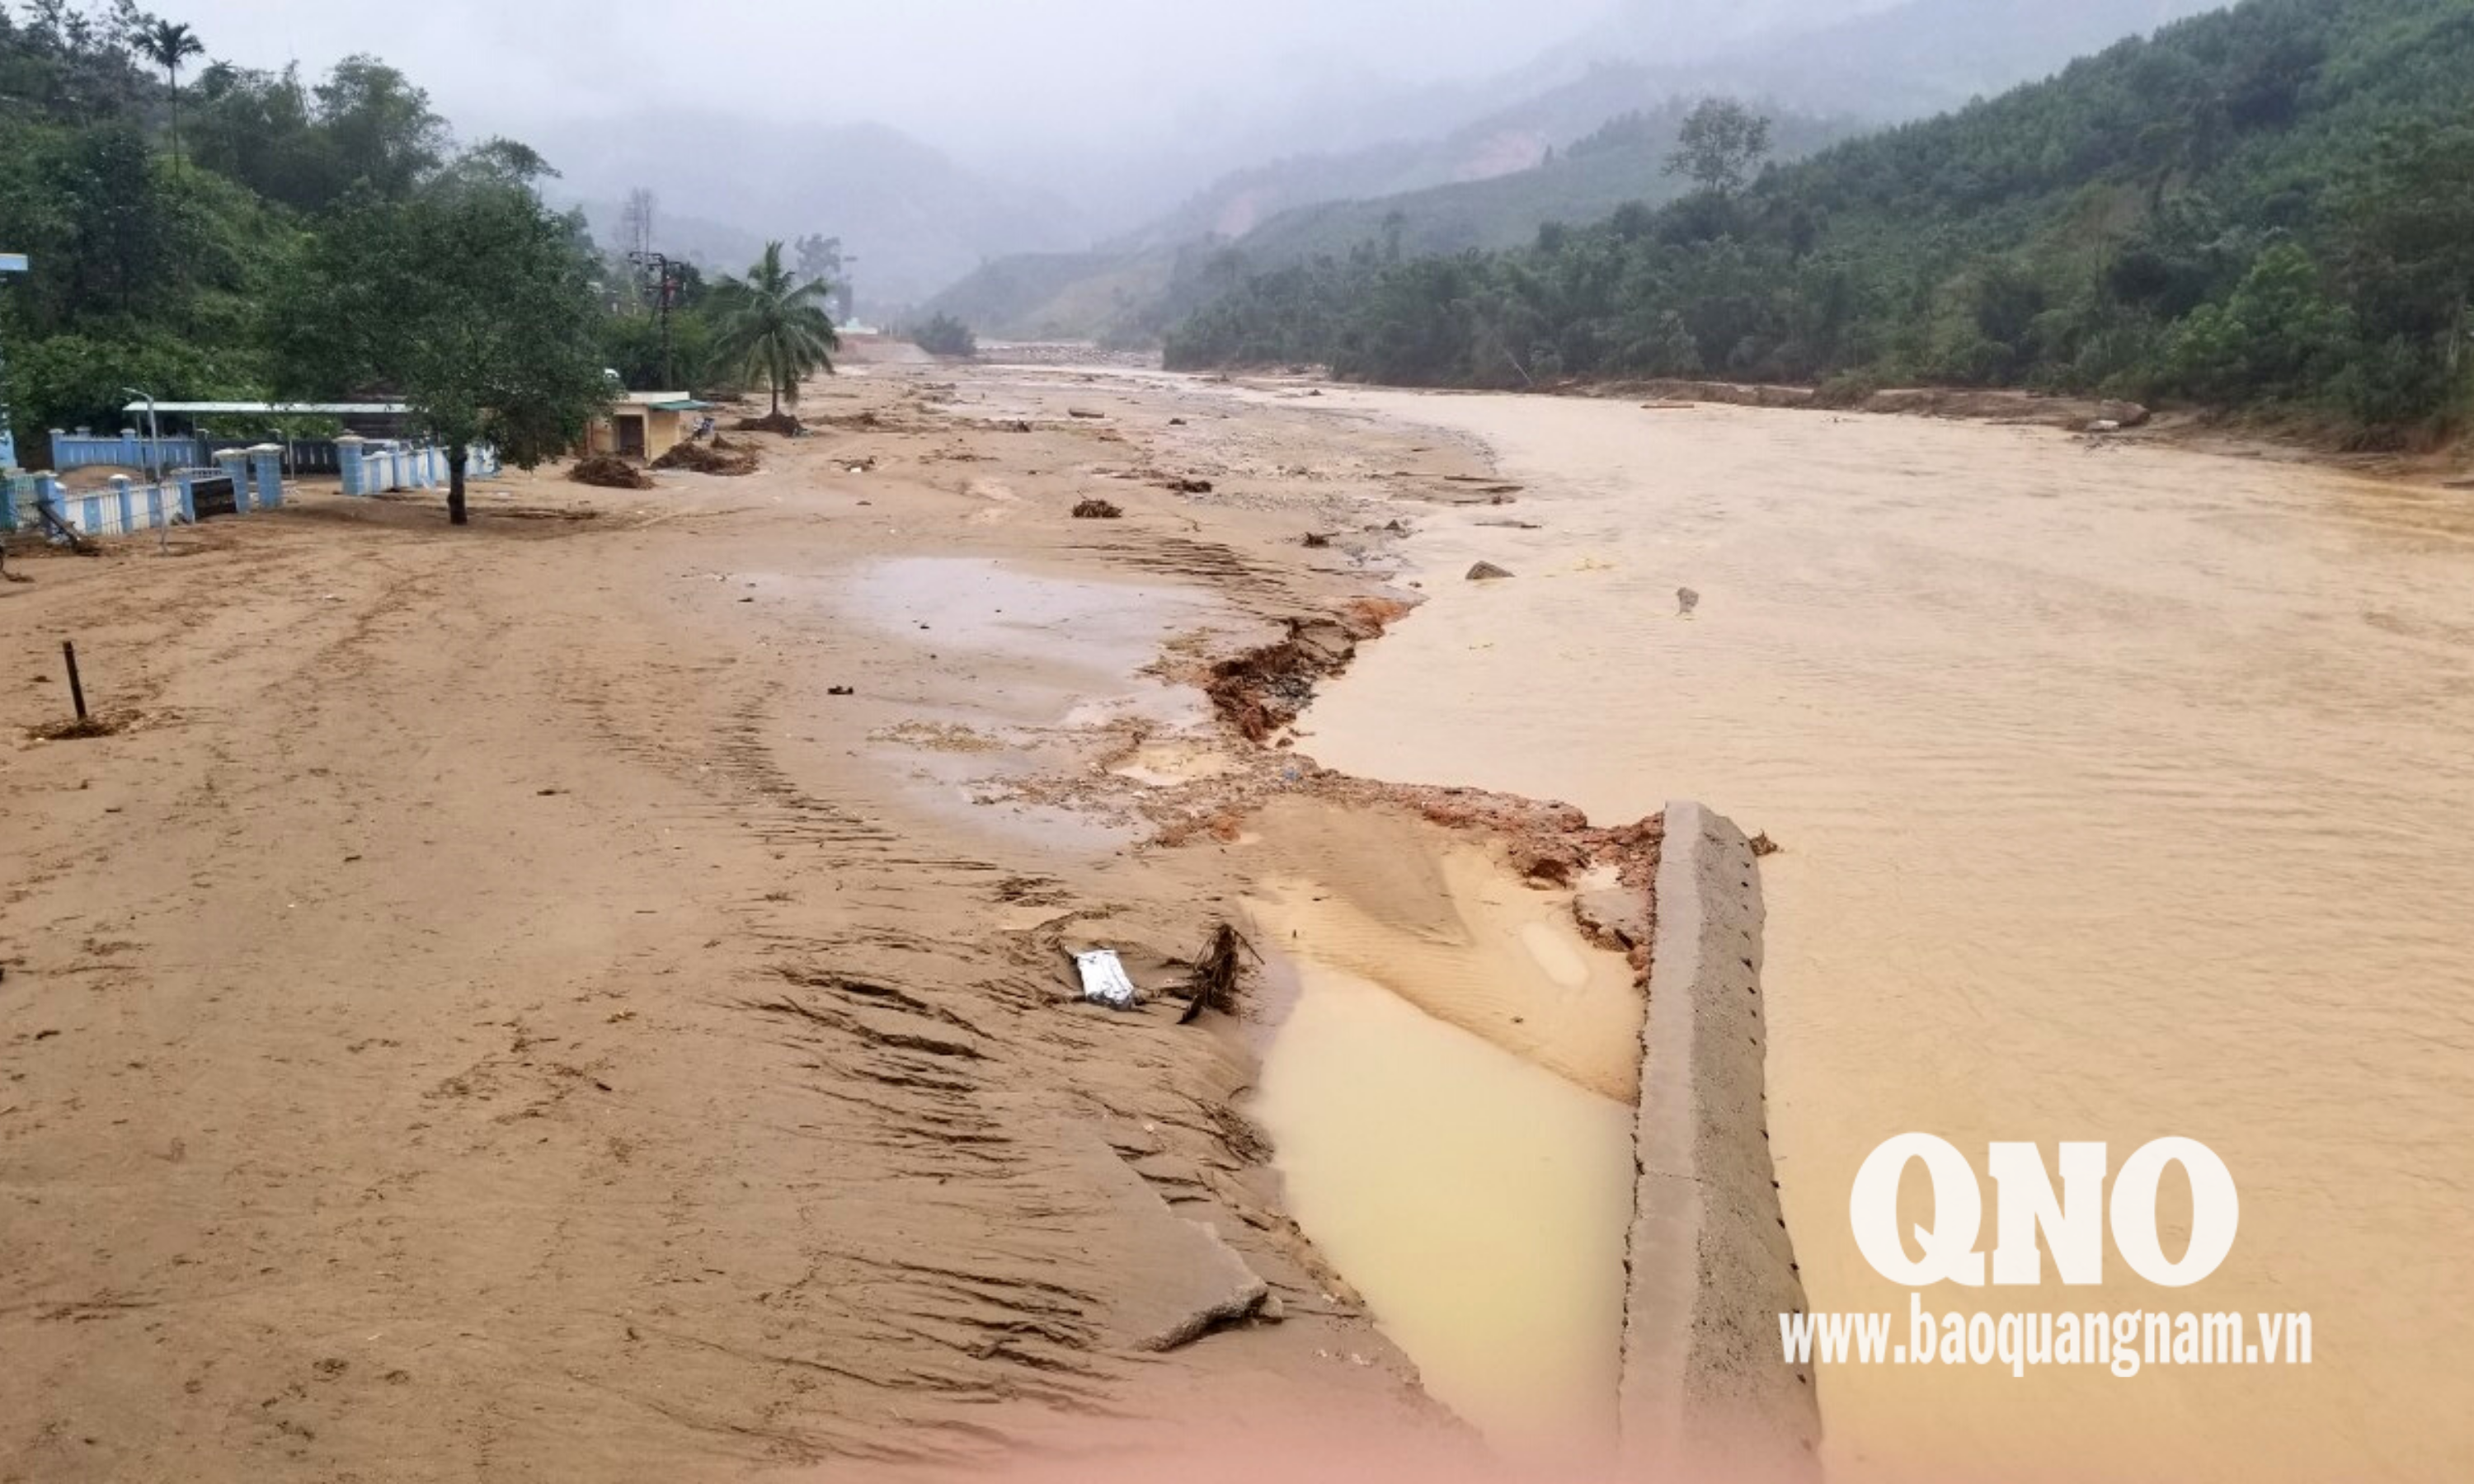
[927,0,2227,342]
[529,111,1078,313]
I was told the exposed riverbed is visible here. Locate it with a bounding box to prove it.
[1289,392,2474,1482]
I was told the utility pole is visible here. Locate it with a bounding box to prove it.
[0,251,27,471]
[628,250,678,388]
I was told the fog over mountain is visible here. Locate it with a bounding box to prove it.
[162,0,2224,312]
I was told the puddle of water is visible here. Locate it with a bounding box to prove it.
[1241,802,1643,1463]
[1249,931,1635,1464]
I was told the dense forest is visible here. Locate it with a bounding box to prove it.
[1165,0,2474,440]
[0,2,832,466]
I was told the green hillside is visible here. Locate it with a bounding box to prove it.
[1167,0,2474,439]
[1235,105,1854,267]
[0,6,819,448]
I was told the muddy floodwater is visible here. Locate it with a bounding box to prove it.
[1291,392,2474,1482]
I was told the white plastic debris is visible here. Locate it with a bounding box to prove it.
[1075,949,1139,1010]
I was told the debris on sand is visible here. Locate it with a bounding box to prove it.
[732,411,803,436]
[568,455,654,490]
[1072,498,1123,519]
[1067,407,1107,420]
[1301,533,1332,548]
[1204,618,1357,741]
[1158,477,1213,494]
[1075,949,1140,1010]
[1750,832,1783,857]
[1178,923,1253,1025]
[30,712,126,741]
[651,440,759,476]
[1466,561,1513,581]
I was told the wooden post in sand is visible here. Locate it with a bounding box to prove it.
[61,640,87,722]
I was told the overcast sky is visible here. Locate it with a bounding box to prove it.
[160,0,1624,158]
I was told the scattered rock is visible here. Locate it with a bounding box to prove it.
[1750,832,1783,857]
[1158,477,1213,494]
[1575,888,1652,951]
[1168,416,1188,426]
[1067,407,1108,420]
[1301,533,1331,548]
[827,685,854,697]
[1465,561,1513,581]
[1072,498,1123,519]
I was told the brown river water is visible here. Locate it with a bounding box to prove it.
[1275,392,2474,1482]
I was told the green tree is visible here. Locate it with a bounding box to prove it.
[1666,98,1772,196]
[314,56,446,199]
[710,241,840,416]
[135,17,204,175]
[275,178,611,524]
[909,312,976,358]
[2333,120,2474,404]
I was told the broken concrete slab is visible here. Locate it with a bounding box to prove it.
[1063,1134,1269,1353]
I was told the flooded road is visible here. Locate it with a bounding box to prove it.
[1292,393,2474,1482]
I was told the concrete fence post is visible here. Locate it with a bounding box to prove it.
[247,445,284,509]
[108,475,134,535]
[214,448,252,512]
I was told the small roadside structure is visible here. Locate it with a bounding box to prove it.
[583,392,708,463]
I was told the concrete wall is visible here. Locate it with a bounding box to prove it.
[1620,800,1823,1482]
[49,429,200,472]
[336,439,497,496]
[4,452,287,539]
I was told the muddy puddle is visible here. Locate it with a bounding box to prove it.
[1240,801,1642,1463]
[1286,390,2474,1482]
[808,556,1258,847]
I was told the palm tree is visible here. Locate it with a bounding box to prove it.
[138,20,205,176]
[710,241,840,415]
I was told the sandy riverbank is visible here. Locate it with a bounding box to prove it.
[1,359,1681,1480]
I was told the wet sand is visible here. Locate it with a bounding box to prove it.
[1291,391,2474,1482]
[16,353,2463,1482]
[0,363,1517,1480]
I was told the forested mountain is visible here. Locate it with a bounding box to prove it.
[1166,0,2474,440]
